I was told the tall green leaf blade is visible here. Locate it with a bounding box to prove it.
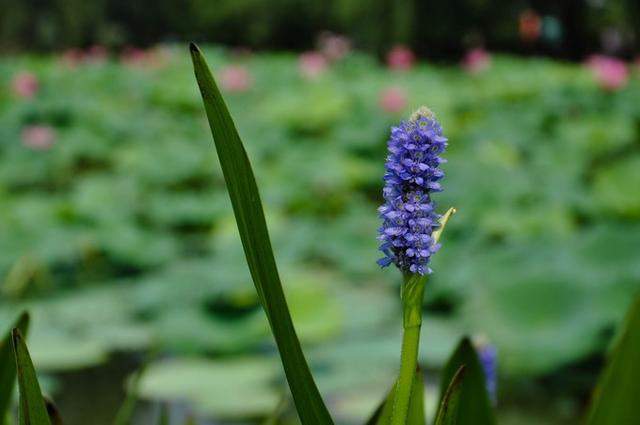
[587,296,640,425]
[365,368,425,425]
[11,329,51,425]
[434,366,466,425]
[189,43,333,425]
[438,338,495,425]
[0,312,30,425]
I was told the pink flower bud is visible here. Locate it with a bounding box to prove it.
[299,51,328,79]
[120,47,148,66]
[61,48,84,68]
[379,87,407,114]
[462,48,491,74]
[86,45,108,64]
[21,125,56,150]
[318,32,351,62]
[12,72,39,99]
[219,65,252,93]
[387,45,415,71]
[587,55,629,91]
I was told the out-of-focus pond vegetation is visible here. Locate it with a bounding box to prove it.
[1,45,639,424]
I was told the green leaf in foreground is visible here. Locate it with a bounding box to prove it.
[11,329,51,425]
[438,338,495,425]
[366,368,425,425]
[587,295,640,425]
[434,366,466,425]
[0,312,30,425]
[189,43,333,425]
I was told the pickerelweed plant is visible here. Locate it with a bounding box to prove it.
[376,107,455,425]
[0,43,640,425]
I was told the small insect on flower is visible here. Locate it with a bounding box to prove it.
[377,107,447,275]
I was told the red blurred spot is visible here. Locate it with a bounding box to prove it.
[519,10,542,42]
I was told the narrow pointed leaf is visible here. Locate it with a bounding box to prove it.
[11,329,51,425]
[189,43,333,425]
[366,368,425,425]
[434,366,466,425]
[438,338,495,425]
[0,312,30,425]
[587,296,640,425]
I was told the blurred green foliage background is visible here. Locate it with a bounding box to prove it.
[1,44,639,424]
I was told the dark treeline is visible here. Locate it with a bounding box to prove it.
[1,0,639,59]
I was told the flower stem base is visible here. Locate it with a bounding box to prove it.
[391,274,427,425]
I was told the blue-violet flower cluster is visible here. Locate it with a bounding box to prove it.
[377,107,447,275]
[478,342,498,404]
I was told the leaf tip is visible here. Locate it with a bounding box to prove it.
[10,328,23,356]
[11,328,22,344]
[18,310,30,326]
[189,42,200,54]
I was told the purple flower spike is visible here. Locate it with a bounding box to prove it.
[377,107,447,275]
[478,343,498,405]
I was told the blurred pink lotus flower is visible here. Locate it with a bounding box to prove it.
[86,45,108,63]
[219,65,252,92]
[318,32,351,62]
[12,72,39,98]
[120,47,148,66]
[462,48,492,74]
[587,55,629,91]
[61,48,84,67]
[387,45,415,71]
[299,51,328,79]
[379,87,407,114]
[120,46,168,69]
[21,125,56,150]
[519,9,542,42]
